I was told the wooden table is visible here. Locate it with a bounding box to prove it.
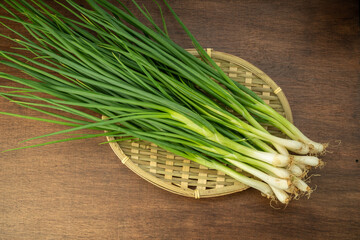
[0,1,359,239]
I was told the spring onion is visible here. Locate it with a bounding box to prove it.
[0,0,326,204]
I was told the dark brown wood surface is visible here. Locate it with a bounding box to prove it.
[0,1,359,239]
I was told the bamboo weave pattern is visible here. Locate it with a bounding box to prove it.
[106,49,293,198]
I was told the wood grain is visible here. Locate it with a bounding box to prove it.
[0,0,359,239]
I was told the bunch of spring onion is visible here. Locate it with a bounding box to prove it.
[0,0,326,204]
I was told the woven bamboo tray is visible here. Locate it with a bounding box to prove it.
[106,49,293,199]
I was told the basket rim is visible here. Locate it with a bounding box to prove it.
[105,48,293,199]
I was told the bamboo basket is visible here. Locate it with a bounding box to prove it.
[106,49,293,199]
